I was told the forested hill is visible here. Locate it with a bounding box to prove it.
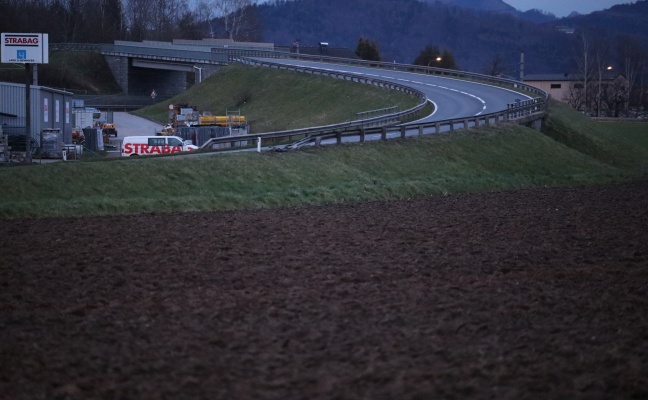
[257,0,573,74]
[546,1,648,40]
[425,0,516,13]
[256,0,648,75]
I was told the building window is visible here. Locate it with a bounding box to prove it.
[551,83,562,89]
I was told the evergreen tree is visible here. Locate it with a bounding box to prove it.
[440,49,458,70]
[413,45,458,70]
[413,45,441,66]
[355,38,381,61]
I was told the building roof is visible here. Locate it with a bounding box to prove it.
[525,72,625,82]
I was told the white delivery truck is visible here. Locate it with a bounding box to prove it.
[121,136,198,157]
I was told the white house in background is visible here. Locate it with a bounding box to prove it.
[524,72,629,115]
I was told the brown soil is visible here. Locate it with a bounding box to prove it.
[1,180,647,400]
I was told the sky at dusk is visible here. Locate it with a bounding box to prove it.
[502,0,633,17]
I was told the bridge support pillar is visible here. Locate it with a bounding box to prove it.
[104,55,129,94]
[528,118,543,131]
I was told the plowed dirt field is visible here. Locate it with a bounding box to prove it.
[1,180,647,399]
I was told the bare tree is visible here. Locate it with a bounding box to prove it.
[618,36,646,117]
[196,0,218,38]
[572,32,596,113]
[484,54,506,77]
[123,0,150,40]
[210,0,260,41]
[218,0,250,40]
[600,76,629,117]
[594,47,607,117]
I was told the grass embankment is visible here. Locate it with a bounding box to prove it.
[1,89,646,219]
[133,64,422,133]
[0,52,121,94]
[543,100,648,172]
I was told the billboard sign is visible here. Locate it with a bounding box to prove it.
[1,33,49,64]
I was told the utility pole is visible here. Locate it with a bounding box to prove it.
[519,51,525,81]
[25,63,32,164]
[639,65,645,118]
[2,33,48,164]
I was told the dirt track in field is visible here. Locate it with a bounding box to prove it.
[1,180,647,400]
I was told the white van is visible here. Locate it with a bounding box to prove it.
[121,136,198,157]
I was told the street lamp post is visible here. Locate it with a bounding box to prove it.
[427,56,442,71]
[598,65,613,117]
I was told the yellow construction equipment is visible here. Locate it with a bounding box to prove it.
[198,115,246,127]
[157,124,176,136]
[101,122,118,137]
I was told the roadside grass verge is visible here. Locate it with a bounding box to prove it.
[1,120,643,219]
[542,99,648,171]
[133,63,422,133]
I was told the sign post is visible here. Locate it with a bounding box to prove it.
[1,33,49,163]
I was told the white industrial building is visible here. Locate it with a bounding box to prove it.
[0,81,74,143]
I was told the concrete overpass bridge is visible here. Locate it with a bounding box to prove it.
[101,41,231,97]
[50,41,547,135]
[51,40,355,99]
[52,39,279,97]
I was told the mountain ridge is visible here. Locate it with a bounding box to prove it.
[422,0,516,12]
[255,0,648,75]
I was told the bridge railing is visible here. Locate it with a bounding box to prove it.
[201,100,545,151]
[99,43,230,65]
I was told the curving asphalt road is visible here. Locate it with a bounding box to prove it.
[109,58,535,154]
[252,58,532,124]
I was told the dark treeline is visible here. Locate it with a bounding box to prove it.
[2,0,647,78]
[0,0,204,43]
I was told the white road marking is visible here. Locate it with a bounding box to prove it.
[269,60,513,120]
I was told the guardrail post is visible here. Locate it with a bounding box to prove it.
[381,127,387,141]
[418,125,424,136]
[435,123,440,134]
[336,131,342,145]
[400,126,406,139]
[315,136,322,146]
[464,119,469,129]
[257,137,261,153]
[360,128,365,143]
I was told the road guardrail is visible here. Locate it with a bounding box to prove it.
[201,56,547,151]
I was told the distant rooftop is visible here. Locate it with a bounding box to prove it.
[525,72,624,81]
